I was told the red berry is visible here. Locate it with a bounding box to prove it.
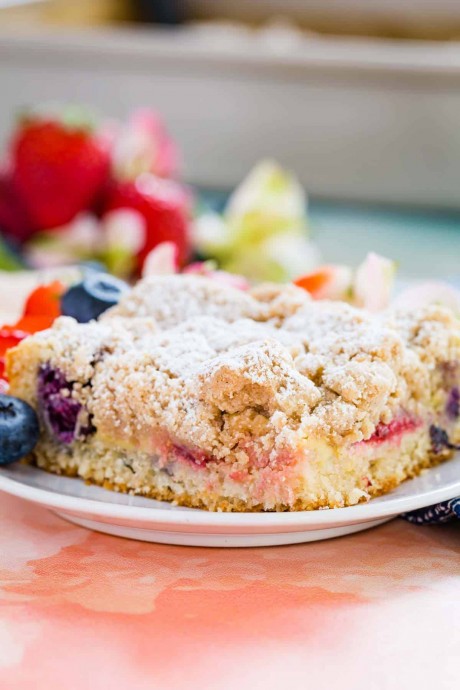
[12,119,110,230]
[0,283,63,356]
[0,282,63,386]
[23,280,64,318]
[0,317,55,382]
[104,176,191,271]
[14,315,57,333]
[0,326,30,359]
[0,170,34,243]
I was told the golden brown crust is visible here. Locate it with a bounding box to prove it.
[25,438,453,512]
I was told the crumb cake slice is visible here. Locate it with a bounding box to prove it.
[6,275,460,511]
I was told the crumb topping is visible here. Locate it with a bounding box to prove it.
[7,275,460,461]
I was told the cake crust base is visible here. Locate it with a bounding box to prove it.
[25,438,453,513]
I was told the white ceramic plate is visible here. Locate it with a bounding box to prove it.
[0,458,459,547]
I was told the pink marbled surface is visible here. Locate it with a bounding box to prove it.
[0,492,459,690]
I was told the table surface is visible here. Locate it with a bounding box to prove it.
[0,494,458,690]
[1,202,460,689]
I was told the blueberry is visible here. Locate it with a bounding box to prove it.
[60,272,129,323]
[38,365,82,444]
[446,387,460,420]
[429,425,450,454]
[0,394,40,465]
[429,424,460,454]
[37,364,95,444]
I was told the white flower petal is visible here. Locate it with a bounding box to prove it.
[191,212,230,256]
[226,159,307,223]
[263,232,321,280]
[353,252,396,312]
[59,213,102,252]
[103,209,146,254]
[393,281,460,314]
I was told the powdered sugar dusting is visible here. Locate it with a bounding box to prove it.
[7,275,460,463]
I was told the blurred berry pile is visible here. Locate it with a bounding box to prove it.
[0,105,190,278]
[3,102,455,320]
[0,104,327,283]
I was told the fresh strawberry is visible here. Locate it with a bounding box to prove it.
[103,175,191,271]
[0,281,63,386]
[12,117,110,230]
[14,315,57,332]
[0,325,30,386]
[0,325,29,357]
[23,280,64,319]
[0,170,34,243]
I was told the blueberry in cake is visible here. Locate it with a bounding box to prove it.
[5,274,460,511]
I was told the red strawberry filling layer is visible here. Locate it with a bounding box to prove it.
[171,443,212,467]
[361,415,422,446]
[167,440,295,476]
[167,416,424,472]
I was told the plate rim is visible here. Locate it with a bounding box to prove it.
[0,459,459,529]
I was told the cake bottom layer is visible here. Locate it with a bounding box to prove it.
[27,429,453,512]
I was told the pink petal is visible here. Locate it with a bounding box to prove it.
[112,109,179,181]
[142,242,179,277]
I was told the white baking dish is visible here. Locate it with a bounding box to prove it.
[1,26,460,207]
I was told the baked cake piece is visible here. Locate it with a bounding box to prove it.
[6,274,460,511]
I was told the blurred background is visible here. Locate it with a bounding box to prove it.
[0,0,460,283]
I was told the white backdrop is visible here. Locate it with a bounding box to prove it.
[1,26,460,208]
